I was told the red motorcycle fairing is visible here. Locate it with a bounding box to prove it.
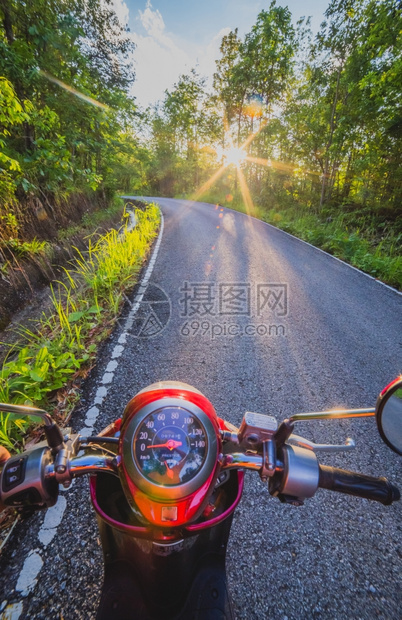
[117,382,223,528]
[89,469,244,540]
[91,469,242,619]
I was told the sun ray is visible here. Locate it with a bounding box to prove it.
[240,120,267,151]
[246,155,292,173]
[190,164,227,202]
[236,166,255,216]
[246,156,321,177]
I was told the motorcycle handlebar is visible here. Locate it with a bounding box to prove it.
[318,464,400,505]
[48,450,402,508]
[1,440,400,510]
[46,453,118,480]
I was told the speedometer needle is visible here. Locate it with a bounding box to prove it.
[164,461,174,479]
[148,440,183,450]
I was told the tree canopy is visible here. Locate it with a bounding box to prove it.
[1,0,401,244]
[0,0,145,243]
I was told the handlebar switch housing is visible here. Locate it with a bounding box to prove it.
[269,444,319,504]
[1,447,58,509]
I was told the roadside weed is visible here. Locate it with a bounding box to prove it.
[0,203,160,448]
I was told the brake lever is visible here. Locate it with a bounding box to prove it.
[287,434,355,453]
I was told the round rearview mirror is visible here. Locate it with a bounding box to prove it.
[376,377,402,456]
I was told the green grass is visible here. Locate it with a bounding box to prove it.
[259,208,402,290]
[0,202,160,450]
[196,187,402,290]
[0,237,49,258]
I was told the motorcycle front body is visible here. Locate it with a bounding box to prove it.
[92,469,243,620]
[0,377,401,619]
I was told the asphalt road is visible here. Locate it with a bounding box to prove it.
[1,197,401,619]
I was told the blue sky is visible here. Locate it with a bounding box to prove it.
[112,1,328,107]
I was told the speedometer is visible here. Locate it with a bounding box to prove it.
[134,406,208,486]
[121,389,220,506]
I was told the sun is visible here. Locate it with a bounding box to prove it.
[224,147,246,168]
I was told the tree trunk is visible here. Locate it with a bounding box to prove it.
[320,65,342,209]
[0,0,14,44]
[342,149,354,201]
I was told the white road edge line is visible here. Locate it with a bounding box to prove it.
[152,196,401,298]
[3,209,164,618]
[220,203,402,297]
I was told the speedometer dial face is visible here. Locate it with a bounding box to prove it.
[133,406,208,486]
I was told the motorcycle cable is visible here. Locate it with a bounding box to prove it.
[83,436,119,445]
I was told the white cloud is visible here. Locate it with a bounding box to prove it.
[138,1,166,42]
[127,2,230,109]
[110,0,129,26]
[130,1,193,108]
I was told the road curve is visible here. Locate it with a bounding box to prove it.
[1,197,401,619]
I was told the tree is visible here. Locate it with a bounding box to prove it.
[0,0,141,238]
[150,71,222,196]
[213,1,296,149]
[213,28,243,135]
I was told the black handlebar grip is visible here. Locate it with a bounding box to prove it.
[318,465,400,505]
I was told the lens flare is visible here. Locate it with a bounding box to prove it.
[244,94,263,119]
[38,69,109,110]
[224,147,246,168]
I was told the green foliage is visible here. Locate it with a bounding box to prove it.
[258,205,402,289]
[1,238,48,257]
[149,70,222,196]
[0,0,142,246]
[0,203,160,448]
[0,77,30,205]
[213,1,296,145]
[73,207,159,312]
